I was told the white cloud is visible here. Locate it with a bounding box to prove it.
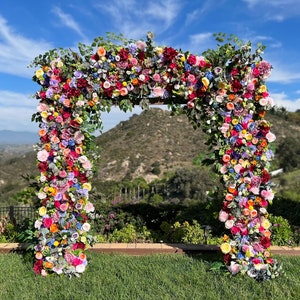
[51,7,86,40]
[93,0,181,39]
[243,0,300,21]
[0,16,52,78]
[268,67,300,84]
[271,92,300,111]
[0,90,37,131]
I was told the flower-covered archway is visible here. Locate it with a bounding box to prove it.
[31,32,282,280]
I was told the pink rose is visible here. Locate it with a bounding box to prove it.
[72,257,83,267]
[74,131,85,144]
[153,73,161,82]
[225,219,234,229]
[228,262,240,275]
[187,100,194,109]
[261,189,274,201]
[37,149,49,162]
[43,217,53,228]
[85,202,95,213]
[152,87,164,98]
[266,132,276,142]
[219,210,229,222]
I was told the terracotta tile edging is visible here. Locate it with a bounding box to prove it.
[1,243,300,256]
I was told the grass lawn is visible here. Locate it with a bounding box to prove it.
[0,253,299,300]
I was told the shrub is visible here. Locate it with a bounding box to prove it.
[269,214,295,246]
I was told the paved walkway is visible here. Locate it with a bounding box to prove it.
[1,243,300,256]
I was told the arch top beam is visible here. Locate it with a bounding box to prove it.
[31,32,282,280]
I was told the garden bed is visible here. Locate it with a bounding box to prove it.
[1,243,300,256]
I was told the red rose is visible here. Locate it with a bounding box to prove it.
[119,48,129,61]
[38,162,48,172]
[230,226,240,235]
[223,253,231,265]
[33,260,43,274]
[72,242,86,250]
[187,54,197,65]
[163,47,178,62]
[231,79,242,92]
[77,78,88,88]
[39,91,47,99]
[260,236,271,248]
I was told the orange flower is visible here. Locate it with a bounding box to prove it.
[97,46,106,57]
[227,186,236,194]
[79,253,86,260]
[88,100,95,107]
[225,193,234,201]
[259,110,266,118]
[75,146,83,154]
[222,154,231,162]
[260,138,268,148]
[250,209,258,218]
[39,128,47,137]
[226,102,235,110]
[50,223,59,233]
[44,143,51,152]
[242,208,250,216]
[228,94,235,101]
[44,261,54,269]
[132,78,139,85]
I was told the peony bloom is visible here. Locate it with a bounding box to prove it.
[219,210,229,222]
[228,262,240,275]
[266,132,276,142]
[37,149,49,162]
[261,189,274,201]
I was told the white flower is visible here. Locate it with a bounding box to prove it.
[82,222,91,232]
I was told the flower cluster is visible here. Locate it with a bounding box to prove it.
[31,33,281,280]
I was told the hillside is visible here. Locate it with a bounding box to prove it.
[0,107,300,206]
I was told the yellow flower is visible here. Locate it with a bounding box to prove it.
[218,82,226,89]
[54,94,60,100]
[245,133,252,141]
[35,69,44,79]
[202,77,209,88]
[81,236,87,243]
[258,85,267,93]
[261,218,271,230]
[220,242,231,254]
[40,111,48,119]
[83,182,92,191]
[122,81,127,86]
[155,47,163,54]
[53,241,59,247]
[38,206,47,216]
[74,116,83,124]
[56,60,64,68]
[232,119,239,125]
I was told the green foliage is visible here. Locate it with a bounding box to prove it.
[269,214,296,246]
[277,137,300,171]
[105,224,152,243]
[160,220,214,244]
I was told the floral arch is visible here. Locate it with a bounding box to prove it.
[31,32,282,280]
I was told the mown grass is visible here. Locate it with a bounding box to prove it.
[0,253,300,300]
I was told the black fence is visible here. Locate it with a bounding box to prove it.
[0,206,36,227]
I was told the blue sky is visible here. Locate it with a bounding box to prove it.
[0,0,300,133]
